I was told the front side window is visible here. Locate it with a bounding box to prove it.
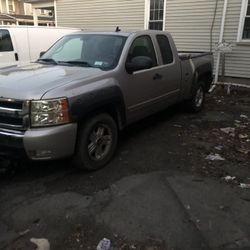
[127,36,157,67]
[40,34,127,70]
[0,29,14,52]
[149,0,165,30]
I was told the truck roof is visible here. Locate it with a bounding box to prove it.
[70,30,170,37]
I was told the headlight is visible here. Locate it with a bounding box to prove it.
[31,98,70,127]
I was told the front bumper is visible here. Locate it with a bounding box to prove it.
[0,123,77,160]
[0,130,25,159]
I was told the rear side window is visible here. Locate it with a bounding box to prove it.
[156,35,173,64]
[0,29,13,52]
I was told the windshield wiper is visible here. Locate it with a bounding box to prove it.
[37,58,57,65]
[58,60,92,67]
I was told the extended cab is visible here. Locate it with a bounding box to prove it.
[0,31,213,170]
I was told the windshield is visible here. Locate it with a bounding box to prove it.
[39,34,127,70]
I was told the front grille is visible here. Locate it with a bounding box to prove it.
[0,100,23,110]
[0,98,29,131]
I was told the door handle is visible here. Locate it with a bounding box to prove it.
[153,73,162,80]
[14,53,19,61]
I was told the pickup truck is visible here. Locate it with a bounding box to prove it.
[0,30,213,170]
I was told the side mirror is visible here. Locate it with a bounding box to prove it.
[126,56,153,74]
[40,51,46,57]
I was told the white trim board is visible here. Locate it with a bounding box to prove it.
[144,0,150,29]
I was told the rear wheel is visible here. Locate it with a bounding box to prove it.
[187,81,205,112]
[74,113,118,170]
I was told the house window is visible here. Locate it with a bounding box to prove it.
[8,0,15,13]
[238,0,250,41]
[148,0,165,30]
[40,9,46,15]
[243,1,250,39]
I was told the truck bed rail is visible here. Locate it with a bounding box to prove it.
[178,51,212,60]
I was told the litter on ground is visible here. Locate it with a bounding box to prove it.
[220,127,235,137]
[215,146,223,151]
[239,183,250,189]
[205,153,225,161]
[97,238,111,250]
[239,134,248,139]
[30,238,50,250]
[240,114,248,119]
[222,176,236,182]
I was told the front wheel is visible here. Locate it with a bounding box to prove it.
[74,113,118,170]
[187,81,205,112]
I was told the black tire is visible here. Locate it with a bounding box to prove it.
[187,81,206,112]
[74,113,118,170]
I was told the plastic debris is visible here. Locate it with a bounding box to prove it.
[236,148,250,155]
[215,146,223,151]
[220,127,235,137]
[239,183,250,189]
[19,229,30,236]
[239,134,248,139]
[30,238,50,250]
[235,123,247,129]
[240,114,248,119]
[205,153,225,161]
[222,176,236,182]
[97,238,111,250]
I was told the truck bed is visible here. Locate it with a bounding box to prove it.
[178,51,212,60]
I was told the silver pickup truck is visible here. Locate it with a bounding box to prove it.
[0,30,212,170]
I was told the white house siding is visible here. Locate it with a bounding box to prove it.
[166,0,250,79]
[56,0,145,31]
[55,0,250,79]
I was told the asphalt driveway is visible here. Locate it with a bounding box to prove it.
[0,88,250,250]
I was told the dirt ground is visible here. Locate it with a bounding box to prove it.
[0,87,250,250]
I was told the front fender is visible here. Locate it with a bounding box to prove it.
[69,83,126,127]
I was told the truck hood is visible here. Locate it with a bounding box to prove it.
[0,63,108,100]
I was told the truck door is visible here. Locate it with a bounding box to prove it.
[0,29,17,68]
[153,34,181,103]
[123,34,180,123]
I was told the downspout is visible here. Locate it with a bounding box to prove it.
[54,0,57,27]
[210,0,219,52]
[214,0,229,83]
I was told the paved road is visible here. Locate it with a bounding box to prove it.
[1,90,250,250]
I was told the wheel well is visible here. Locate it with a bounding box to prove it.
[77,102,126,131]
[198,72,213,92]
